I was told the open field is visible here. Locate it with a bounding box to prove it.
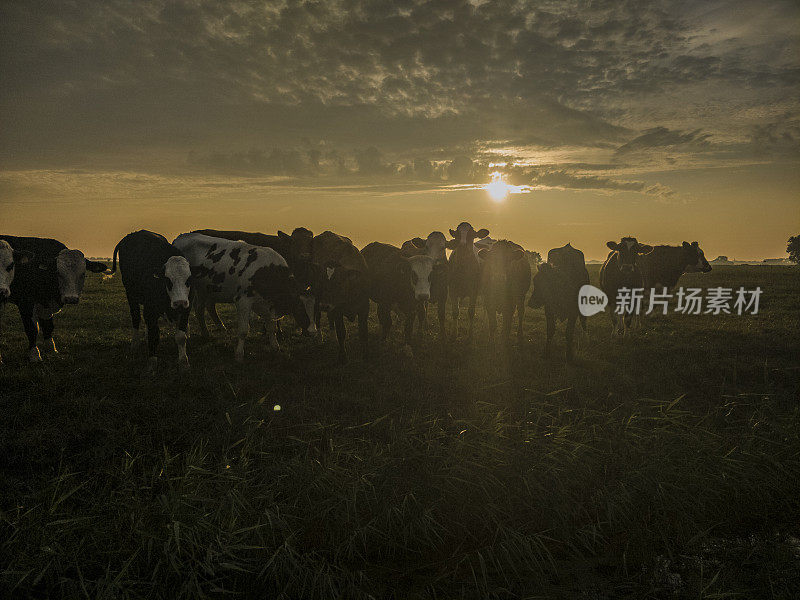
[1,265,799,599]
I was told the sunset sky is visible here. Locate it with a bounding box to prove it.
[1,0,798,259]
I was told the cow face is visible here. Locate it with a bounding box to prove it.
[606,237,652,274]
[321,264,364,308]
[447,222,489,249]
[252,265,316,335]
[162,255,192,309]
[410,231,448,263]
[682,241,712,273]
[55,249,89,304]
[0,241,32,299]
[407,255,435,301]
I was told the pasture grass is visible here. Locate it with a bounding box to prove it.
[1,265,799,598]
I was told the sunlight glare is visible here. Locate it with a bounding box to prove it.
[486,171,510,202]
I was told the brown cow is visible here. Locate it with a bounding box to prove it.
[599,237,653,337]
[478,240,531,343]
[446,222,490,340]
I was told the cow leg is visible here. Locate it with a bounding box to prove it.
[175,308,190,372]
[18,301,41,362]
[126,292,144,351]
[417,301,429,334]
[144,306,160,372]
[264,310,280,352]
[436,298,447,341]
[332,310,348,364]
[194,298,210,338]
[207,303,225,331]
[516,298,525,342]
[565,316,576,363]
[451,297,459,337]
[544,310,555,359]
[313,304,323,343]
[501,302,513,342]
[358,303,369,361]
[486,304,497,344]
[377,304,392,341]
[467,294,477,341]
[234,301,251,362]
[38,317,57,354]
[402,310,414,356]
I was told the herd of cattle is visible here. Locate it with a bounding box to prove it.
[0,224,712,369]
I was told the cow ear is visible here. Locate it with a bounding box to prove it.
[449,229,457,238]
[85,259,109,273]
[411,237,425,248]
[278,231,290,240]
[606,241,618,251]
[475,228,489,239]
[682,241,691,249]
[477,248,489,260]
[692,241,699,247]
[637,244,653,255]
[13,250,34,265]
[445,239,459,250]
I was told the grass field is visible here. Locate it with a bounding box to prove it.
[1,265,799,599]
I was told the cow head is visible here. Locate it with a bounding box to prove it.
[606,237,652,274]
[160,255,192,309]
[410,231,448,263]
[320,262,364,309]
[252,265,316,335]
[447,222,489,250]
[406,255,435,301]
[682,241,712,273]
[0,240,33,299]
[54,249,89,304]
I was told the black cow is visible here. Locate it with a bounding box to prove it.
[639,241,712,291]
[599,237,653,337]
[478,240,531,343]
[111,230,192,372]
[312,231,369,363]
[362,242,435,355]
[0,235,108,362]
[528,244,589,362]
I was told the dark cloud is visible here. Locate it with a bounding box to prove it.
[0,0,797,177]
[531,168,675,198]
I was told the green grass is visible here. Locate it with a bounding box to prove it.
[1,265,799,599]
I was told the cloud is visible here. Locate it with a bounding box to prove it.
[531,169,675,198]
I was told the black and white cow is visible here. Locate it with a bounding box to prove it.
[401,232,449,338]
[191,228,317,336]
[172,233,314,362]
[0,239,34,364]
[0,235,108,362]
[362,242,435,354]
[111,230,192,372]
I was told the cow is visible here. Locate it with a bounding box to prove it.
[362,242,435,354]
[477,240,531,343]
[446,222,490,340]
[172,233,314,362]
[111,230,192,372]
[528,244,589,362]
[0,240,34,364]
[191,228,316,334]
[0,235,108,362]
[312,231,369,363]
[638,241,712,291]
[599,237,653,337]
[400,231,448,338]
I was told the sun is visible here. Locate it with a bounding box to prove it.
[485,171,510,202]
